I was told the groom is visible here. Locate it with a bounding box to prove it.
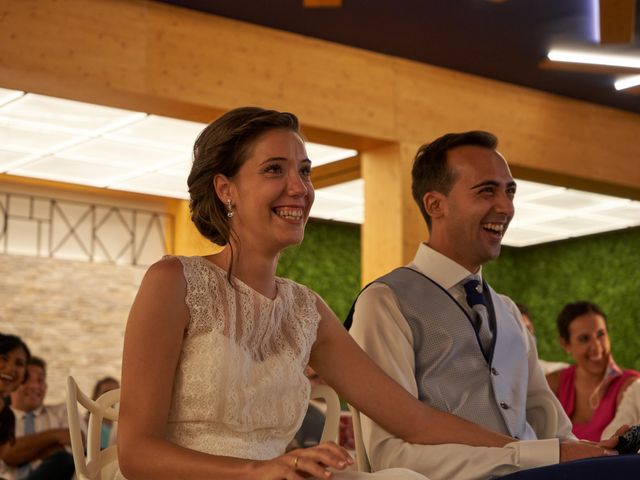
[348,130,640,479]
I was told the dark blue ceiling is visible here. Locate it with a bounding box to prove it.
[157,0,640,114]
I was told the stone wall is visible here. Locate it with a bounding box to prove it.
[0,253,145,404]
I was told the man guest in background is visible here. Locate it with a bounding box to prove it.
[2,356,74,480]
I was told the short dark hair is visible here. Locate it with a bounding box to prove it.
[26,356,47,376]
[188,106,300,247]
[411,130,498,229]
[0,333,31,362]
[515,302,529,317]
[91,376,119,400]
[556,301,607,342]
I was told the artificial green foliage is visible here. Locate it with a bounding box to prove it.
[484,227,640,370]
[277,220,361,321]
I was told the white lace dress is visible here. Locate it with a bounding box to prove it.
[115,256,428,480]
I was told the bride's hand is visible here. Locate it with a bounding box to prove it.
[247,441,353,479]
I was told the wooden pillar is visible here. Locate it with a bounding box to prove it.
[167,200,220,256]
[361,142,428,285]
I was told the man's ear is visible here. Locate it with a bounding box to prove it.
[213,174,232,204]
[423,191,446,220]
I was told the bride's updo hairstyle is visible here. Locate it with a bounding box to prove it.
[187,107,300,246]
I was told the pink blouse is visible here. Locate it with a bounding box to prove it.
[558,364,640,441]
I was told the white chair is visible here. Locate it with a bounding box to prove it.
[348,405,372,472]
[66,376,120,480]
[310,384,342,443]
[526,391,558,439]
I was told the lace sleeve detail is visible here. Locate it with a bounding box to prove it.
[173,256,220,337]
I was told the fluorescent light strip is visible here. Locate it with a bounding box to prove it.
[547,49,640,70]
[615,75,640,91]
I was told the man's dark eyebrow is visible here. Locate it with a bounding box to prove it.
[470,180,517,190]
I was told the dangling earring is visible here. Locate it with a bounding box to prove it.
[226,199,234,218]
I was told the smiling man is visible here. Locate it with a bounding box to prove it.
[3,356,74,480]
[347,131,640,479]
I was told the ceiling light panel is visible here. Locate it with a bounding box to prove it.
[103,115,205,150]
[0,93,144,134]
[10,157,126,187]
[0,88,24,106]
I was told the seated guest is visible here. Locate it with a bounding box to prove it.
[0,406,16,462]
[115,107,520,480]
[547,301,640,442]
[4,356,74,480]
[515,303,568,375]
[88,376,120,449]
[0,334,30,401]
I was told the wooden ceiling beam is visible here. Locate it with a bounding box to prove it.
[311,156,360,189]
[303,0,342,8]
[599,0,636,43]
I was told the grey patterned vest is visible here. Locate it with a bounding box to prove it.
[375,267,536,440]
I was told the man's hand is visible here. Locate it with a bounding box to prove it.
[560,441,617,463]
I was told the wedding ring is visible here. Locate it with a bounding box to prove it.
[294,456,299,468]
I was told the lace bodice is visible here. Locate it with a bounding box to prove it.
[165,255,320,460]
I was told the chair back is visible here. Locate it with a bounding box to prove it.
[66,376,120,480]
[526,391,558,439]
[348,405,372,472]
[310,384,341,444]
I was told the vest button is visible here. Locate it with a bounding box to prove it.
[500,402,509,410]
[491,368,499,375]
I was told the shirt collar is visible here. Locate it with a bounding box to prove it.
[410,243,482,290]
[11,405,45,418]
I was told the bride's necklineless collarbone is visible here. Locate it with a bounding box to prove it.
[199,255,280,302]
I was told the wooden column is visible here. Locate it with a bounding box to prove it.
[361,142,428,285]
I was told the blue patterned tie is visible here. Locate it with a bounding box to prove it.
[16,411,35,480]
[463,277,492,352]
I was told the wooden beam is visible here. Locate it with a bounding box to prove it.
[1,0,639,195]
[600,0,636,44]
[311,156,360,189]
[303,0,342,7]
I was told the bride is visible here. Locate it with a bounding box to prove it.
[115,107,514,480]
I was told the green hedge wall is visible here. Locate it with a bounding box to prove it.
[279,219,640,371]
[277,219,361,321]
[484,226,640,370]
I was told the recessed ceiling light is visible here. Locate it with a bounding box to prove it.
[615,74,640,91]
[547,49,640,70]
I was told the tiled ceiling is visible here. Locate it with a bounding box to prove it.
[1,88,639,247]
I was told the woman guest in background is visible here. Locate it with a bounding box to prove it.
[89,377,120,449]
[116,107,516,480]
[0,334,30,401]
[546,301,640,441]
[0,333,30,467]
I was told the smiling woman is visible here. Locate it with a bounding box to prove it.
[0,334,30,398]
[114,107,518,480]
[546,301,640,442]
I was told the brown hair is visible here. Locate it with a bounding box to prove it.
[411,130,498,230]
[187,107,300,246]
[557,301,607,342]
